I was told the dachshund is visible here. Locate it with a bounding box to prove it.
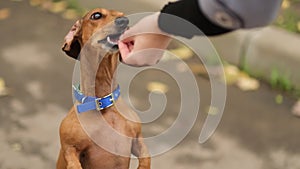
[57,8,150,169]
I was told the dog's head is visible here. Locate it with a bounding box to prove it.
[62,8,128,59]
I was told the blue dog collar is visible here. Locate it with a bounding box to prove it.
[73,84,120,113]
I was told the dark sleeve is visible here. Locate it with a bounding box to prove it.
[158,0,282,38]
[158,0,233,38]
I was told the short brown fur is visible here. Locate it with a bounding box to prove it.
[57,8,150,169]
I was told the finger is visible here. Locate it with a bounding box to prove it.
[128,41,134,51]
[118,41,130,60]
[120,25,144,42]
[120,29,136,42]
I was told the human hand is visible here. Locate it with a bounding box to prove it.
[118,13,171,67]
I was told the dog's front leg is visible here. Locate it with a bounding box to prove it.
[132,134,151,169]
[64,146,83,169]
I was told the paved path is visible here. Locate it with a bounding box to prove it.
[0,1,299,169]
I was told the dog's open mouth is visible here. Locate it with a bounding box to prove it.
[97,32,122,50]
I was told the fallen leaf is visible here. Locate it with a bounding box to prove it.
[29,0,43,6]
[41,0,52,10]
[62,9,79,20]
[205,106,219,115]
[236,73,260,91]
[292,100,300,117]
[0,78,6,91]
[49,1,67,13]
[161,51,174,61]
[0,78,10,97]
[169,46,194,60]
[275,94,283,104]
[297,21,300,32]
[11,143,23,152]
[224,65,240,85]
[0,8,10,20]
[189,63,207,74]
[281,0,290,9]
[147,82,169,94]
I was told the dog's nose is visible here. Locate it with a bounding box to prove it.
[115,17,129,29]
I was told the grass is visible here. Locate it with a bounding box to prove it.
[275,9,300,33]
[275,0,300,34]
[270,68,293,91]
[239,54,299,98]
[65,0,85,12]
[248,67,299,98]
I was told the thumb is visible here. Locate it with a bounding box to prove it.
[118,40,130,61]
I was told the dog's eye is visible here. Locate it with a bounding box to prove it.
[90,12,103,20]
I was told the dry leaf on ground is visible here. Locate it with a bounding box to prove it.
[0,78,10,97]
[169,46,194,60]
[49,1,67,13]
[147,82,169,94]
[0,8,10,20]
[224,65,240,85]
[206,106,219,115]
[236,72,260,91]
[29,0,44,6]
[189,63,207,74]
[62,9,79,20]
[11,143,23,152]
[40,0,53,10]
[275,94,283,105]
[281,0,290,9]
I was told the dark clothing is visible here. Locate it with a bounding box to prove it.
[158,0,282,37]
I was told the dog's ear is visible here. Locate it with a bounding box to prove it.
[62,20,82,59]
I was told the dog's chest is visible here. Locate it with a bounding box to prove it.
[78,110,134,153]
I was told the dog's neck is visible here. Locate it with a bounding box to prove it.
[79,46,119,98]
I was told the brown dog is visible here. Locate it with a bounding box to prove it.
[57,8,150,169]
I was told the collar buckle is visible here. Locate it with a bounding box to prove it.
[95,98,103,111]
[73,84,120,113]
[95,93,114,111]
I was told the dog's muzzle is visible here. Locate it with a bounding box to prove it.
[97,17,129,50]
